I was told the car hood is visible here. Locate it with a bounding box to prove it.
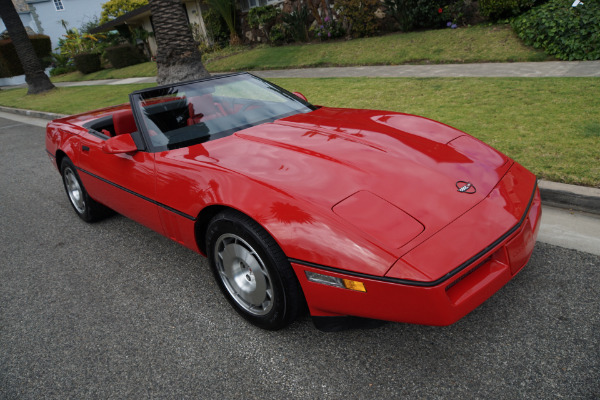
[194,107,511,255]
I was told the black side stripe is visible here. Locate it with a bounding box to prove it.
[289,181,538,288]
[76,167,196,221]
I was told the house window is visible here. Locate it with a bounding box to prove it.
[53,0,65,11]
[241,0,256,11]
[242,0,281,11]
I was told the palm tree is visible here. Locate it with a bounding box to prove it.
[150,0,210,85]
[0,0,55,94]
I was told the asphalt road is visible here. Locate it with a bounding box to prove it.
[1,117,599,399]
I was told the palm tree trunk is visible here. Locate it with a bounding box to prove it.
[150,0,210,85]
[0,0,55,94]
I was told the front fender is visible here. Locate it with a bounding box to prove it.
[154,152,397,277]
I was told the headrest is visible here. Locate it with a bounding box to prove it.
[113,109,137,136]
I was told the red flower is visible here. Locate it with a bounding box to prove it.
[438,7,443,13]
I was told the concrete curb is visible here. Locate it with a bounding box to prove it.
[0,105,65,121]
[538,180,600,215]
[0,105,598,215]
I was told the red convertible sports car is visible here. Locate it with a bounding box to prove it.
[46,72,541,331]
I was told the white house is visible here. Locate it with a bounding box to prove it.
[90,1,209,57]
[0,0,105,50]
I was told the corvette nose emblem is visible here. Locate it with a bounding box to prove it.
[456,181,476,194]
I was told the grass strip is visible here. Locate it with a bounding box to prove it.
[0,84,153,115]
[1,77,597,186]
[51,62,158,83]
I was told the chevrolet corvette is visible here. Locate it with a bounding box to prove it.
[46,72,541,330]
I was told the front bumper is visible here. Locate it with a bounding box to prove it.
[291,167,542,326]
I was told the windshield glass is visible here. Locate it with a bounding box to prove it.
[131,73,314,150]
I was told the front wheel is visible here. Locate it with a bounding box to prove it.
[206,210,302,330]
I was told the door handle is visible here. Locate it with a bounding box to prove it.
[82,145,90,152]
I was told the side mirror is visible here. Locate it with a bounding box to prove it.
[102,134,138,154]
[293,92,308,102]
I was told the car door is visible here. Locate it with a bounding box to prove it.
[76,129,164,235]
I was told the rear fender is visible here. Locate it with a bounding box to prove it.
[46,122,82,169]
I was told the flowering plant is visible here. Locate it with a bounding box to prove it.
[439,0,482,28]
[312,16,344,40]
[58,27,105,57]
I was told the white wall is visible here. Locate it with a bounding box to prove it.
[27,0,104,50]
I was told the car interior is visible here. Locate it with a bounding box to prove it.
[84,95,233,139]
[82,75,312,151]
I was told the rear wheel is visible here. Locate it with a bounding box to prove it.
[60,158,110,222]
[206,210,302,330]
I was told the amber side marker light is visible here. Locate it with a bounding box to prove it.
[305,271,367,292]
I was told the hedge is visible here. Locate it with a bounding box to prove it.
[104,44,146,69]
[0,34,52,78]
[479,0,536,20]
[512,0,600,60]
[73,52,102,74]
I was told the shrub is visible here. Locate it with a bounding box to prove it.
[383,0,412,31]
[248,5,280,43]
[104,44,146,69]
[512,0,600,60]
[30,35,52,64]
[204,7,229,47]
[0,35,52,78]
[282,5,310,42]
[479,0,535,20]
[442,0,483,26]
[49,52,76,76]
[269,23,289,45]
[100,0,148,24]
[383,0,447,32]
[73,52,102,74]
[311,16,345,40]
[335,0,380,37]
[206,0,241,45]
[49,66,77,76]
[248,5,279,29]
[58,26,105,59]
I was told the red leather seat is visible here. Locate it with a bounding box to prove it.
[113,109,137,136]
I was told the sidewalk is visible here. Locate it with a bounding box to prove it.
[1,60,599,90]
[0,76,156,89]
[256,61,600,78]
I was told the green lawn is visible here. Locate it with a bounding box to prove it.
[50,25,549,83]
[51,62,158,83]
[205,25,550,72]
[270,77,599,187]
[1,77,597,187]
[0,84,152,114]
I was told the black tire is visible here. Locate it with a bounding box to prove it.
[60,158,111,222]
[206,210,302,330]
